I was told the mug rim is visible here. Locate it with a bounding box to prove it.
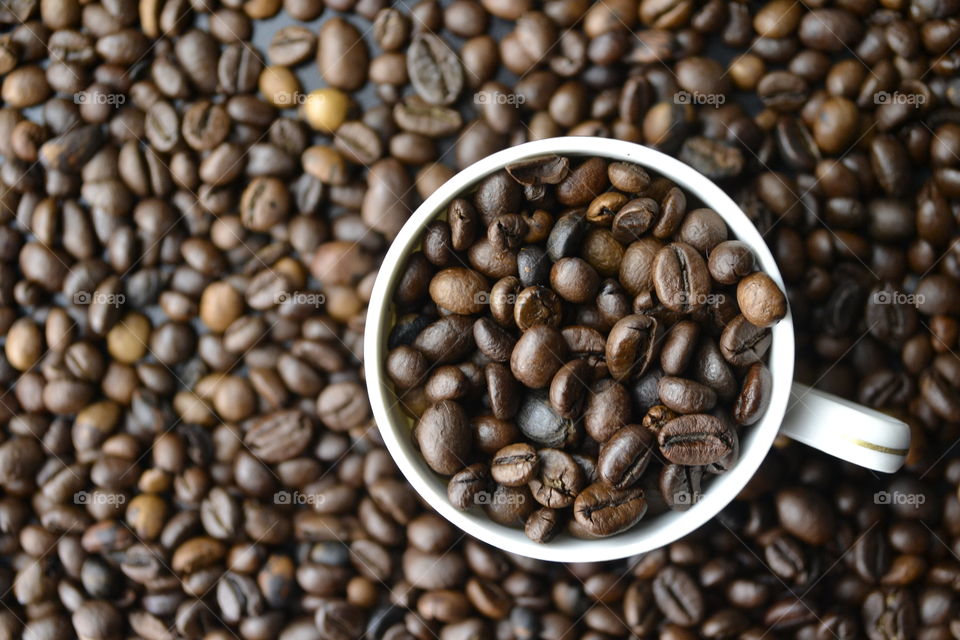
[364,137,795,562]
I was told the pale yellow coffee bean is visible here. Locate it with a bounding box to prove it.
[302,87,349,132]
[6,318,43,371]
[107,312,151,364]
[259,65,301,108]
[200,281,244,333]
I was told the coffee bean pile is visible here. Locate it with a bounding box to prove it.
[0,0,958,636]
[387,154,787,542]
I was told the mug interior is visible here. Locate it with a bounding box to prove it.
[364,137,795,562]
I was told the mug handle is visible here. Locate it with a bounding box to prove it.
[779,383,911,474]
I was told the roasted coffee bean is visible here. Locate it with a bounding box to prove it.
[720,315,773,367]
[448,463,490,509]
[734,363,773,425]
[653,567,705,626]
[708,240,756,285]
[415,401,472,475]
[653,242,712,313]
[510,326,567,388]
[546,211,589,262]
[549,359,591,419]
[737,272,787,328]
[517,393,579,449]
[573,482,647,537]
[407,33,463,106]
[660,321,699,375]
[658,376,718,414]
[598,425,655,489]
[529,448,583,508]
[660,464,703,511]
[583,379,631,442]
[606,315,658,381]
[659,414,734,465]
[490,443,538,486]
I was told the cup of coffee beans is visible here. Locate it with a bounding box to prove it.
[366,137,911,561]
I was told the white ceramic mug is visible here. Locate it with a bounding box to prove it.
[364,137,912,562]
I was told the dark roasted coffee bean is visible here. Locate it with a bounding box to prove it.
[491,443,538,487]
[708,240,756,285]
[660,464,703,511]
[734,363,773,425]
[597,425,655,489]
[516,393,579,449]
[546,211,589,262]
[524,508,560,543]
[653,566,705,626]
[720,315,773,366]
[659,414,734,465]
[510,325,567,388]
[658,376,718,414]
[653,242,711,313]
[529,448,583,508]
[549,358,591,419]
[415,401,472,475]
[606,314,658,380]
[448,463,490,509]
[517,246,551,288]
[573,482,647,537]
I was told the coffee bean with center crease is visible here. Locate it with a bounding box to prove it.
[653,242,712,313]
[598,425,655,489]
[606,314,658,380]
[660,464,703,511]
[490,443,538,486]
[447,463,490,509]
[243,409,313,463]
[573,482,647,537]
[653,566,705,626]
[407,33,464,106]
[720,315,773,367]
[658,414,734,465]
